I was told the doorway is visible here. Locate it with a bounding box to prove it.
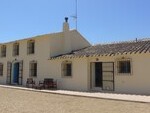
[95,62,102,87]
[6,61,23,85]
[91,62,114,91]
[13,62,19,84]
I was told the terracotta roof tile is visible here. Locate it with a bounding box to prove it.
[50,40,150,59]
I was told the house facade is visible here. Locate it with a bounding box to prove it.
[50,43,150,95]
[0,19,150,95]
[0,19,90,87]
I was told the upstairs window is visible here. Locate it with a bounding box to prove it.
[29,61,37,77]
[27,40,35,54]
[1,45,6,57]
[117,60,131,74]
[13,43,19,56]
[62,61,72,77]
[0,63,3,76]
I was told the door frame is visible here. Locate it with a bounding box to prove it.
[12,62,20,84]
[95,62,103,87]
[11,61,20,84]
[6,60,23,85]
[102,62,114,91]
[90,62,115,91]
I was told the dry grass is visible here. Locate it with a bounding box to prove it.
[0,87,150,113]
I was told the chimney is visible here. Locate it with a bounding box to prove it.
[63,17,69,32]
[63,17,72,53]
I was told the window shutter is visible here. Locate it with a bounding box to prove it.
[6,62,12,84]
[18,61,23,85]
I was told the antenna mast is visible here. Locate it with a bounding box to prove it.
[75,0,78,30]
[70,0,78,30]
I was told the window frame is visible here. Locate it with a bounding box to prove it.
[117,58,132,75]
[29,61,37,77]
[27,40,35,55]
[0,63,3,76]
[1,45,6,57]
[61,61,72,77]
[13,43,19,56]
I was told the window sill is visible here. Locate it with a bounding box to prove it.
[13,55,19,57]
[1,57,6,58]
[30,76,37,78]
[62,76,72,78]
[27,53,35,56]
[28,53,35,55]
[117,73,132,76]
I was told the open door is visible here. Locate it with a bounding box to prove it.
[91,62,114,91]
[102,62,114,91]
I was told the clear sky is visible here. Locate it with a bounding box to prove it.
[0,0,150,44]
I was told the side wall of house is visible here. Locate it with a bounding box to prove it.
[0,35,51,86]
[115,54,150,95]
[70,30,91,51]
[49,33,64,57]
[88,53,150,95]
[49,30,91,57]
[0,35,89,91]
[48,58,88,91]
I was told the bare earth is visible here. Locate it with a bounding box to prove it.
[0,87,150,113]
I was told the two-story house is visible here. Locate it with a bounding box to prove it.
[0,18,90,88]
[0,18,150,95]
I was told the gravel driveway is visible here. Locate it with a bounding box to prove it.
[0,87,150,113]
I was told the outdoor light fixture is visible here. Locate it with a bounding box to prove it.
[96,58,99,61]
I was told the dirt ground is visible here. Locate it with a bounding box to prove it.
[0,87,150,113]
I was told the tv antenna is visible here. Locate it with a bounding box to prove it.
[71,0,78,30]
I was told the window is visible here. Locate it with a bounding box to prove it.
[13,43,19,56]
[27,40,35,54]
[117,60,131,74]
[1,45,6,57]
[29,62,37,77]
[62,61,72,77]
[0,63,3,76]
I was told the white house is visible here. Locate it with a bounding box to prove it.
[0,18,90,86]
[0,18,150,95]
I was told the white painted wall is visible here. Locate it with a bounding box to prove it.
[88,53,150,95]
[0,34,51,86]
[49,30,90,57]
[0,22,91,91]
[0,21,150,95]
[115,54,150,95]
[48,58,88,91]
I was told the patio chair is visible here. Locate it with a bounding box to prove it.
[26,78,35,88]
[39,78,57,89]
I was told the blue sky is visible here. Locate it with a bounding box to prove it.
[0,0,150,44]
